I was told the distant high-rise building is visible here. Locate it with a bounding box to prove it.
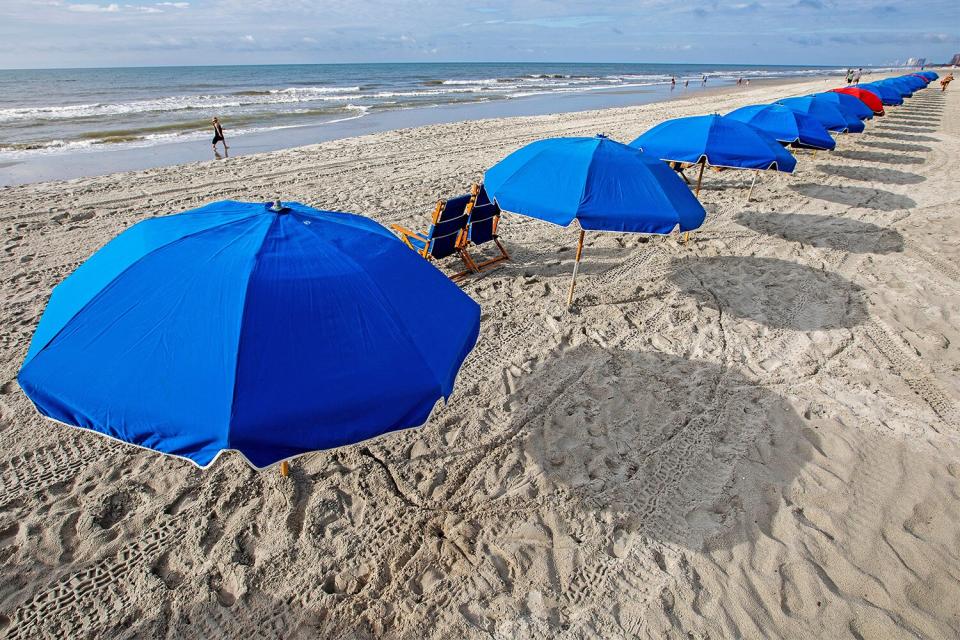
[905,57,926,67]
[950,53,960,65]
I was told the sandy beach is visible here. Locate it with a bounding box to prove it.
[1,73,958,638]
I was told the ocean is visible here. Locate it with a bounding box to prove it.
[0,62,851,184]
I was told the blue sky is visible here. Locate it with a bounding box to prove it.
[0,0,956,68]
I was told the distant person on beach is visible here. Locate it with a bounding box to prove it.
[941,74,954,92]
[701,75,707,86]
[846,69,854,84]
[671,76,676,90]
[684,78,690,88]
[736,77,742,86]
[853,68,862,84]
[211,117,228,156]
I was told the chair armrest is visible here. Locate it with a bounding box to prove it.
[391,224,428,241]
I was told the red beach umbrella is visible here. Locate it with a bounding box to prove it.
[830,87,884,116]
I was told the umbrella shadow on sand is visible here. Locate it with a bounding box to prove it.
[523,345,815,553]
[833,149,925,165]
[867,131,938,143]
[816,164,925,185]
[668,255,868,330]
[859,140,932,153]
[883,118,940,127]
[790,183,916,211]
[876,125,936,134]
[734,212,905,254]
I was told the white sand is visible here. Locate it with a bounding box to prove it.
[1,74,959,639]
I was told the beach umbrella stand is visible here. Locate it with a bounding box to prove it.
[483,135,706,309]
[630,114,797,235]
[745,170,761,202]
[567,229,587,307]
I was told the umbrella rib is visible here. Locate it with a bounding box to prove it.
[225,214,282,449]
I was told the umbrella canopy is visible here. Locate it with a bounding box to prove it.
[860,82,904,106]
[725,103,836,150]
[910,74,932,86]
[831,87,884,115]
[18,200,481,469]
[778,96,865,133]
[879,78,913,97]
[897,76,923,91]
[811,91,874,120]
[629,114,797,173]
[483,134,707,307]
[919,71,938,80]
[484,135,706,233]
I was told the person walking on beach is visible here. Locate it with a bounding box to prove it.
[853,68,862,84]
[211,117,228,156]
[671,76,676,90]
[684,78,690,88]
[846,69,854,84]
[701,75,707,86]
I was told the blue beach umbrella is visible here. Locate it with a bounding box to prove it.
[879,78,913,97]
[920,71,938,81]
[778,96,865,133]
[483,135,706,306]
[861,82,904,106]
[811,91,874,120]
[901,75,927,90]
[18,200,481,469]
[725,103,836,150]
[630,114,797,205]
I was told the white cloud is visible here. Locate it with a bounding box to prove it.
[156,2,190,8]
[67,3,120,12]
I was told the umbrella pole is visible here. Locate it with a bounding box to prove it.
[567,229,586,309]
[280,461,289,477]
[746,170,760,202]
[686,160,705,245]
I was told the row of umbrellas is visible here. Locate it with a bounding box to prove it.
[17,72,938,472]
[483,71,939,304]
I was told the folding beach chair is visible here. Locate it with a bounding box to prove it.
[669,161,692,185]
[461,184,509,272]
[392,193,475,280]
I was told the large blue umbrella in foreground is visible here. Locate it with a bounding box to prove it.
[484,135,706,306]
[726,103,836,151]
[19,200,480,470]
[779,96,865,133]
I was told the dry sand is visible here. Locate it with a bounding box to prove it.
[1,74,959,639]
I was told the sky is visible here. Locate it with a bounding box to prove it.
[0,0,956,69]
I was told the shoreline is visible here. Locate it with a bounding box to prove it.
[0,71,848,188]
